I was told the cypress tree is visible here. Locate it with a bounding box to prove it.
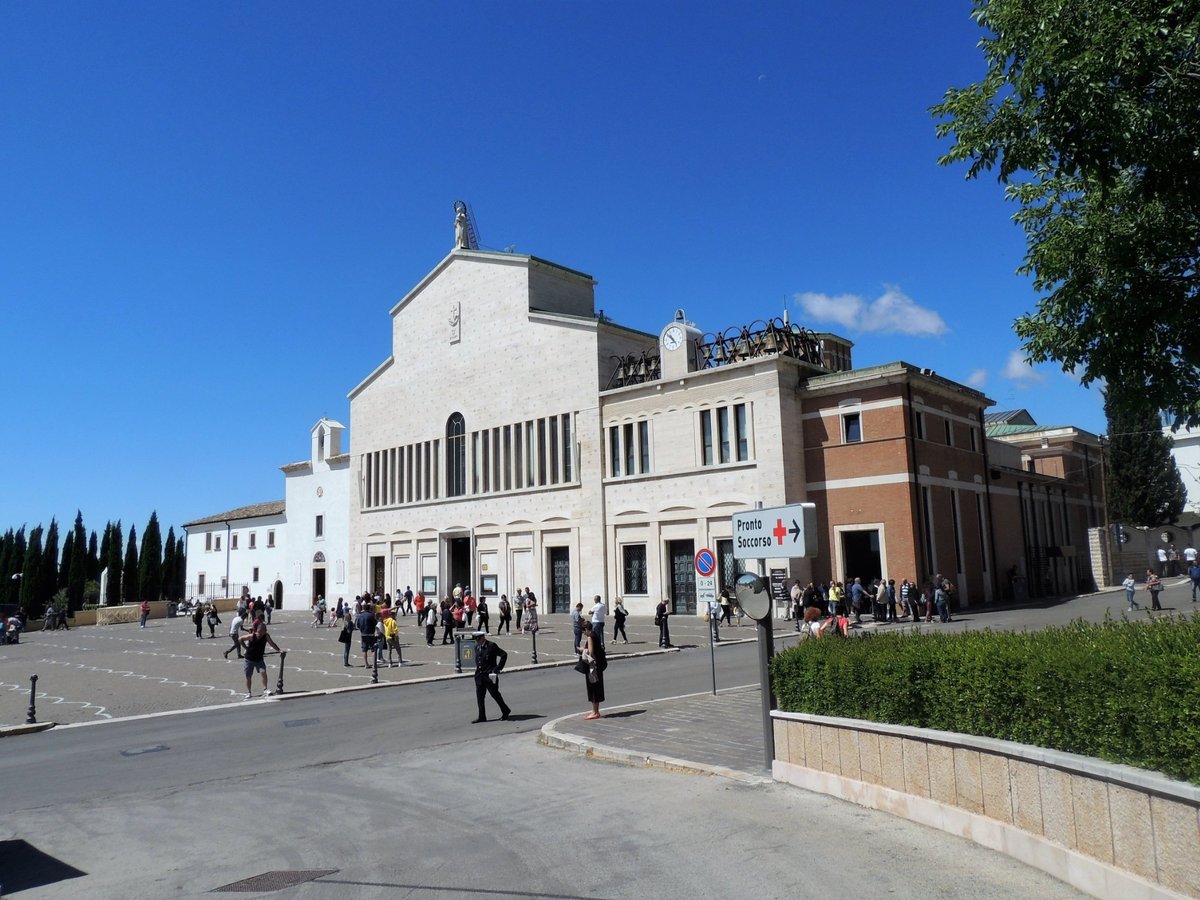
[20,526,44,615]
[162,527,177,603]
[1105,390,1188,528]
[60,530,74,592]
[138,512,163,603]
[123,525,138,604]
[106,521,123,606]
[40,518,59,607]
[68,512,87,611]
[86,529,99,583]
[0,530,12,607]
[9,528,26,608]
[176,535,187,600]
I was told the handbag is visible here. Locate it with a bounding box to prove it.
[338,628,351,645]
[587,665,599,684]
[573,657,590,675]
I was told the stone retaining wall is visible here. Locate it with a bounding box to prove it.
[772,711,1199,899]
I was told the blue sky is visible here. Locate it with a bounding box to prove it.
[0,1,1106,545]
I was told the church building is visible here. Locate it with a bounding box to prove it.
[186,214,1108,615]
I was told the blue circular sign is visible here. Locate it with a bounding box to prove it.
[695,549,716,577]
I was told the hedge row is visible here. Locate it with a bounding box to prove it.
[771,614,1200,784]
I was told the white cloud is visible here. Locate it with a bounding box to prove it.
[967,369,988,388]
[1001,350,1046,386]
[793,286,947,336]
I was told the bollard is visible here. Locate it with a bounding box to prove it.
[26,674,38,724]
[530,629,538,665]
[371,640,379,684]
[275,651,287,695]
[454,631,462,674]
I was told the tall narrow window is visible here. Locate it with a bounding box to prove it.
[205,533,212,551]
[700,410,713,465]
[944,419,954,446]
[548,419,559,484]
[249,532,256,549]
[231,534,238,550]
[624,423,635,475]
[267,530,275,548]
[536,418,547,485]
[718,406,731,463]
[315,515,324,539]
[446,413,466,497]
[561,415,573,482]
[913,410,926,441]
[638,420,650,473]
[734,403,748,460]
[503,425,512,491]
[609,426,621,477]
[526,421,536,487]
[513,425,523,488]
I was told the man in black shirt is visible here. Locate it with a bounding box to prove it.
[239,621,282,700]
[472,631,511,723]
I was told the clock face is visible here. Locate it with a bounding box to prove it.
[664,325,684,350]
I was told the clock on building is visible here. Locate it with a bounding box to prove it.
[663,324,685,350]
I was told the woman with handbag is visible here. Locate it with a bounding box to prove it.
[338,613,354,666]
[578,626,606,720]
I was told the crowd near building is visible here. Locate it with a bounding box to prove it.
[185,215,1108,617]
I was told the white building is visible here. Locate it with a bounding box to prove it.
[184,419,350,608]
[183,502,286,604]
[281,418,351,609]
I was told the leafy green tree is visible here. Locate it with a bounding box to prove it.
[20,526,44,616]
[122,525,138,604]
[1105,390,1187,527]
[68,512,87,612]
[106,521,123,606]
[7,528,26,608]
[0,530,12,607]
[933,2,1200,425]
[138,512,163,603]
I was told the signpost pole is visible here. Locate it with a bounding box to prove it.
[709,613,717,696]
[757,613,775,771]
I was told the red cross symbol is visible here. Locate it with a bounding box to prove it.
[773,518,787,544]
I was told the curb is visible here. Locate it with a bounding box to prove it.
[538,687,771,786]
[0,721,56,738]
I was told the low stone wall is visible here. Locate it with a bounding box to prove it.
[772,711,1199,900]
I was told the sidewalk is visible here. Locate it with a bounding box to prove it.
[540,685,774,785]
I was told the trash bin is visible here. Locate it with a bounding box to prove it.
[454,631,478,673]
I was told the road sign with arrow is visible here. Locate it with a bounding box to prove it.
[731,503,818,560]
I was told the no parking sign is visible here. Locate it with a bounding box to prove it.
[695,548,717,612]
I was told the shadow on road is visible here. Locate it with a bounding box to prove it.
[0,839,86,894]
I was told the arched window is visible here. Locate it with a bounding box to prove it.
[446,412,466,497]
[313,551,326,564]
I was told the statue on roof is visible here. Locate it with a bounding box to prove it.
[454,206,469,250]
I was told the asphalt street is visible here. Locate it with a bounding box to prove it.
[1,642,1085,899]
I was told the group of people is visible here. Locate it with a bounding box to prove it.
[787,575,959,629]
[1155,543,1197,578]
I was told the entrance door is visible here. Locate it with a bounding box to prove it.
[371,557,385,596]
[312,568,326,604]
[448,537,471,596]
[549,547,571,613]
[841,530,881,584]
[668,540,696,614]
[273,580,283,609]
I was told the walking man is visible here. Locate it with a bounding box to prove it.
[139,598,151,629]
[356,602,377,667]
[589,595,607,644]
[239,620,283,699]
[224,608,246,659]
[471,631,511,723]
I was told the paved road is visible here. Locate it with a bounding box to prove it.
[0,647,1085,899]
[4,579,1193,728]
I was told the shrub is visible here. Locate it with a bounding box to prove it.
[771,614,1200,784]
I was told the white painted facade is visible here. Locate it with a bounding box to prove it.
[183,505,287,603]
[281,419,351,609]
[184,420,350,608]
[1167,426,1200,518]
